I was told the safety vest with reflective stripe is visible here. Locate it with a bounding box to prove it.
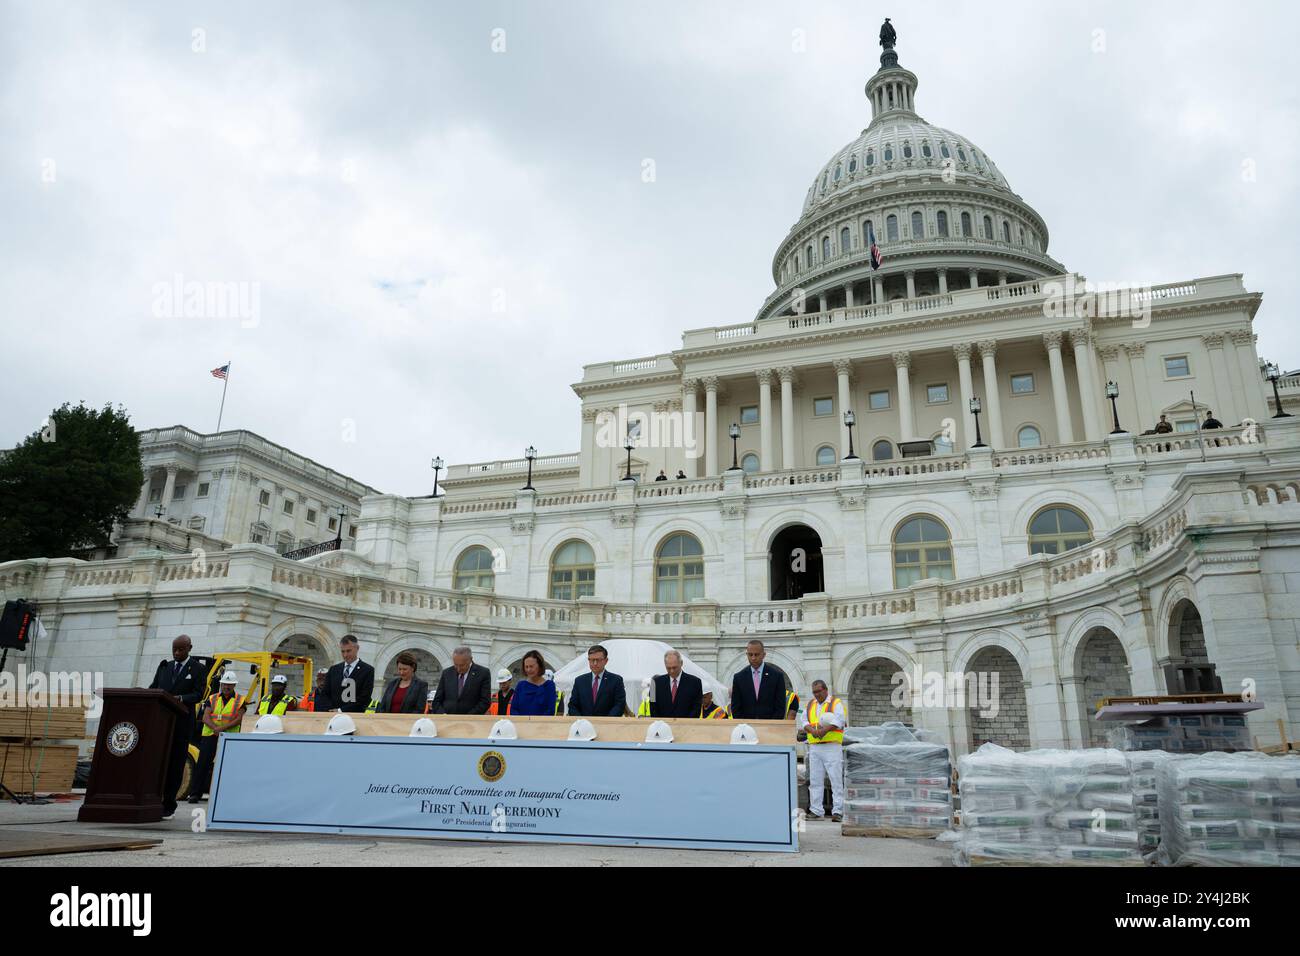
[257,695,296,716]
[701,703,728,719]
[807,696,844,744]
[785,690,800,718]
[636,697,652,717]
[203,693,245,736]
[301,691,316,712]
[554,692,565,716]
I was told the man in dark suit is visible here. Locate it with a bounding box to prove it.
[729,639,787,720]
[317,634,375,713]
[568,644,627,717]
[651,649,703,718]
[430,646,492,715]
[147,634,211,819]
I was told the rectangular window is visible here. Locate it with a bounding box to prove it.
[282,499,294,515]
[172,484,187,500]
[349,525,357,538]
[813,396,834,417]
[259,489,271,506]
[869,390,891,410]
[1164,355,1191,378]
[926,383,950,404]
[148,488,161,503]
[1175,420,1199,433]
[306,508,318,523]
[740,405,759,425]
[196,482,210,498]
[1010,373,1035,395]
[328,517,339,532]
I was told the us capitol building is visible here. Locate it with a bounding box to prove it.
[6,25,1299,755]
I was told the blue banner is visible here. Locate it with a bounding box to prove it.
[209,735,798,852]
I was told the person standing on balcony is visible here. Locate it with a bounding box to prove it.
[729,640,787,720]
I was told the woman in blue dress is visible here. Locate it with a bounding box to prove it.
[508,649,557,716]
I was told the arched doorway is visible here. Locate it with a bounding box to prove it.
[1166,598,1218,693]
[381,648,443,684]
[274,635,331,676]
[1076,627,1131,746]
[769,524,824,600]
[967,647,1029,750]
[849,657,911,727]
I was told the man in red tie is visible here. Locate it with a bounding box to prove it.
[567,645,627,717]
[651,649,704,718]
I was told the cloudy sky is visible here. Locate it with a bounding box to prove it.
[2,0,1296,494]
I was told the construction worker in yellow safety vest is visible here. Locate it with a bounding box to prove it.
[546,669,564,715]
[700,690,728,719]
[636,677,653,717]
[784,689,800,720]
[187,671,246,803]
[803,680,847,822]
[256,674,298,715]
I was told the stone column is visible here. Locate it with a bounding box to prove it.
[968,269,979,289]
[954,343,976,449]
[834,359,853,456]
[1096,345,1122,433]
[844,283,854,308]
[682,380,699,479]
[905,270,916,299]
[757,369,773,472]
[893,351,915,441]
[997,271,1008,286]
[1230,329,1268,422]
[818,293,828,313]
[1201,333,1234,424]
[159,464,179,515]
[1070,328,1104,441]
[1043,332,1075,444]
[977,340,1005,449]
[779,367,796,469]
[937,268,948,295]
[703,376,719,477]
[134,471,154,518]
[873,276,884,303]
[1122,344,1152,432]
[580,408,597,487]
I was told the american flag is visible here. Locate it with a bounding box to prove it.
[211,363,229,380]
[868,221,883,270]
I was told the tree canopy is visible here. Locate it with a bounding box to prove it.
[0,403,144,562]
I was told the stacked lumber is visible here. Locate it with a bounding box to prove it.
[0,706,87,795]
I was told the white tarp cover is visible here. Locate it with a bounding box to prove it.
[551,639,729,713]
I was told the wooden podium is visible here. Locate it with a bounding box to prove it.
[79,688,186,823]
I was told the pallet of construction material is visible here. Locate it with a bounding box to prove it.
[1158,751,1300,866]
[0,707,88,740]
[842,722,952,839]
[1126,750,1185,861]
[0,742,78,794]
[956,744,1144,866]
[1108,714,1252,754]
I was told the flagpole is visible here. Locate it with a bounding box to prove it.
[216,361,231,432]
[1190,389,1206,462]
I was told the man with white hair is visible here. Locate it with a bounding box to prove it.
[430,645,492,715]
[651,649,703,719]
[803,680,848,822]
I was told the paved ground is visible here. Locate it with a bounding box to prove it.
[0,798,953,866]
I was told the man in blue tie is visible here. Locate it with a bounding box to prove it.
[568,645,627,717]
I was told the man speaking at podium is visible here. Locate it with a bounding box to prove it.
[147,635,210,819]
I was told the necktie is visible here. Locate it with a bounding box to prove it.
[753,669,761,699]
[173,660,181,680]
[671,678,678,703]
[592,676,600,702]
[345,663,353,680]
[458,672,466,695]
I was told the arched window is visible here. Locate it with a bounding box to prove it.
[903,143,913,159]
[957,146,968,162]
[1002,221,1012,243]
[893,516,955,587]
[821,172,828,192]
[883,145,893,162]
[865,149,875,167]
[940,142,951,159]
[973,150,984,169]
[982,215,993,239]
[741,453,759,474]
[806,243,814,264]
[911,211,924,238]
[921,142,932,158]
[794,254,800,271]
[549,539,596,599]
[936,210,949,237]
[840,226,851,252]
[822,236,831,259]
[1028,506,1093,555]
[816,445,836,466]
[863,219,874,242]
[872,439,894,461]
[655,533,704,603]
[848,156,857,174]
[1017,425,1042,448]
[886,214,899,241]
[454,546,495,591]
[933,433,955,455]
[961,212,972,237]
[833,163,842,182]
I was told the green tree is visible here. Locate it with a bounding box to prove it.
[0,403,144,562]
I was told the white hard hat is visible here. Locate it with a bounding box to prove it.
[819,710,844,730]
[316,667,329,675]
[496,668,512,683]
[568,718,597,742]
[270,674,288,685]
[645,720,673,743]
[253,714,284,734]
[641,677,652,690]
[219,672,238,685]
[409,718,438,738]
[544,669,554,681]
[325,713,357,736]
[730,723,759,745]
[489,719,518,741]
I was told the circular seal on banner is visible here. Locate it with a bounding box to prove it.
[107,721,140,757]
[477,750,506,782]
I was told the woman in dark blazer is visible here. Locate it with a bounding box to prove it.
[377,652,429,714]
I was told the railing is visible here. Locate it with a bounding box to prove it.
[994,443,1108,467]
[745,467,839,490]
[719,602,804,629]
[282,538,341,561]
[1245,482,1300,506]
[865,456,967,477]
[635,477,724,498]
[447,453,579,479]
[440,497,517,515]
[535,490,618,507]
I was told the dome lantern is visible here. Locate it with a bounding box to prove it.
[865,18,919,125]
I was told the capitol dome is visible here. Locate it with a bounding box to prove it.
[758,22,1066,321]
